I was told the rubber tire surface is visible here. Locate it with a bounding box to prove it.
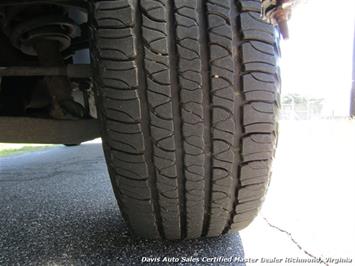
[91,0,280,239]
[64,144,81,147]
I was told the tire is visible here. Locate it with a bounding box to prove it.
[91,0,280,239]
[64,144,81,147]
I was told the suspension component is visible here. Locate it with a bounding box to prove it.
[0,5,86,119]
[262,0,295,39]
[1,5,79,56]
[11,16,79,56]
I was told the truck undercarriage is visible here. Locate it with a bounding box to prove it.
[0,0,99,144]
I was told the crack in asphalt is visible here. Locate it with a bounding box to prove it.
[263,217,329,266]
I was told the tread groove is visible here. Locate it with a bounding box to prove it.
[200,0,212,238]
[223,0,243,234]
[168,0,186,240]
[136,0,164,238]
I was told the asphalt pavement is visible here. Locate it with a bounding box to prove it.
[0,143,245,265]
[3,120,353,266]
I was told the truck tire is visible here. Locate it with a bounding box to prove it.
[91,0,280,239]
[64,144,81,147]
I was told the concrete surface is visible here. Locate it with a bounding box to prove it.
[0,144,244,265]
[241,120,355,266]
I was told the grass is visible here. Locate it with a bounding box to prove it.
[0,144,54,157]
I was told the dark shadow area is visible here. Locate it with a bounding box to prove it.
[0,143,245,265]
